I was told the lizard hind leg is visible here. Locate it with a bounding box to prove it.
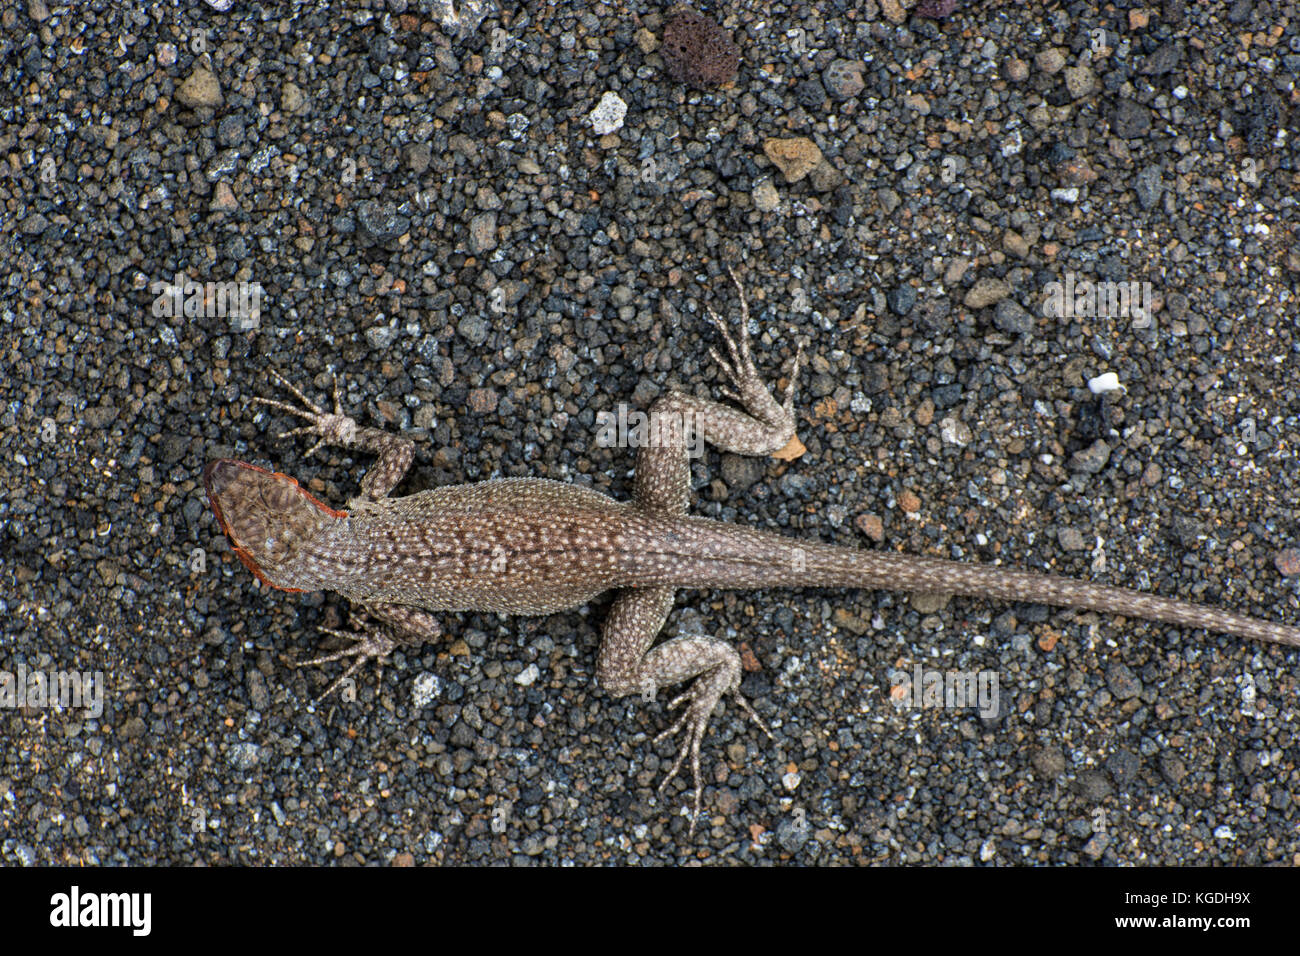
[645,634,772,834]
[644,265,803,468]
[598,587,770,835]
[704,265,804,444]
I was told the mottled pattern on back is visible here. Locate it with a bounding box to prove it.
[340,478,631,614]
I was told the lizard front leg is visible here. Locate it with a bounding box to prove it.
[603,266,797,831]
[253,368,415,505]
[299,603,442,703]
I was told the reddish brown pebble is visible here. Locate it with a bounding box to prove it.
[1057,158,1099,185]
[660,6,739,88]
[916,0,961,17]
[856,513,885,543]
[467,387,499,413]
[1276,548,1300,577]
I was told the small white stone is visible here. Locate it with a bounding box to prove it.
[589,92,628,136]
[1051,187,1079,203]
[515,663,540,686]
[412,672,443,707]
[1087,372,1123,395]
[940,416,972,446]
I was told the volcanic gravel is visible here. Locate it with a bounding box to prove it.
[3,0,1299,865]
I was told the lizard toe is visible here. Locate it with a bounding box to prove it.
[653,678,727,835]
[297,624,399,703]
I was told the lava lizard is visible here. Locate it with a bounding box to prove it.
[204,268,1300,833]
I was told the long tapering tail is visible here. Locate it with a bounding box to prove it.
[804,545,1300,647]
[650,518,1300,648]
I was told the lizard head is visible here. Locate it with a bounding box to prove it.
[203,459,347,592]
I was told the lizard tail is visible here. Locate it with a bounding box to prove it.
[664,521,1300,648]
[799,544,1300,648]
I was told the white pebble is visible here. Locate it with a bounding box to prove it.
[1087,372,1122,395]
[589,92,627,136]
[412,672,443,708]
[940,416,972,446]
[752,179,780,213]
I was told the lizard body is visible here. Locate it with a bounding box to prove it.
[205,270,1300,832]
[206,467,1297,644]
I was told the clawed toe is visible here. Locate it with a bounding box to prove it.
[297,624,398,703]
[732,687,773,740]
[706,310,751,394]
[253,369,360,455]
[652,680,770,835]
[653,692,709,834]
[705,269,804,428]
[253,368,326,418]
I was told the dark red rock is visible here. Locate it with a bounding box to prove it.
[916,0,961,18]
[660,6,739,88]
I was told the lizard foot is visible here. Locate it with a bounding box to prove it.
[296,622,398,704]
[654,669,773,835]
[252,368,361,459]
[705,265,803,429]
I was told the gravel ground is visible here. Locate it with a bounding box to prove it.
[3,0,1298,866]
